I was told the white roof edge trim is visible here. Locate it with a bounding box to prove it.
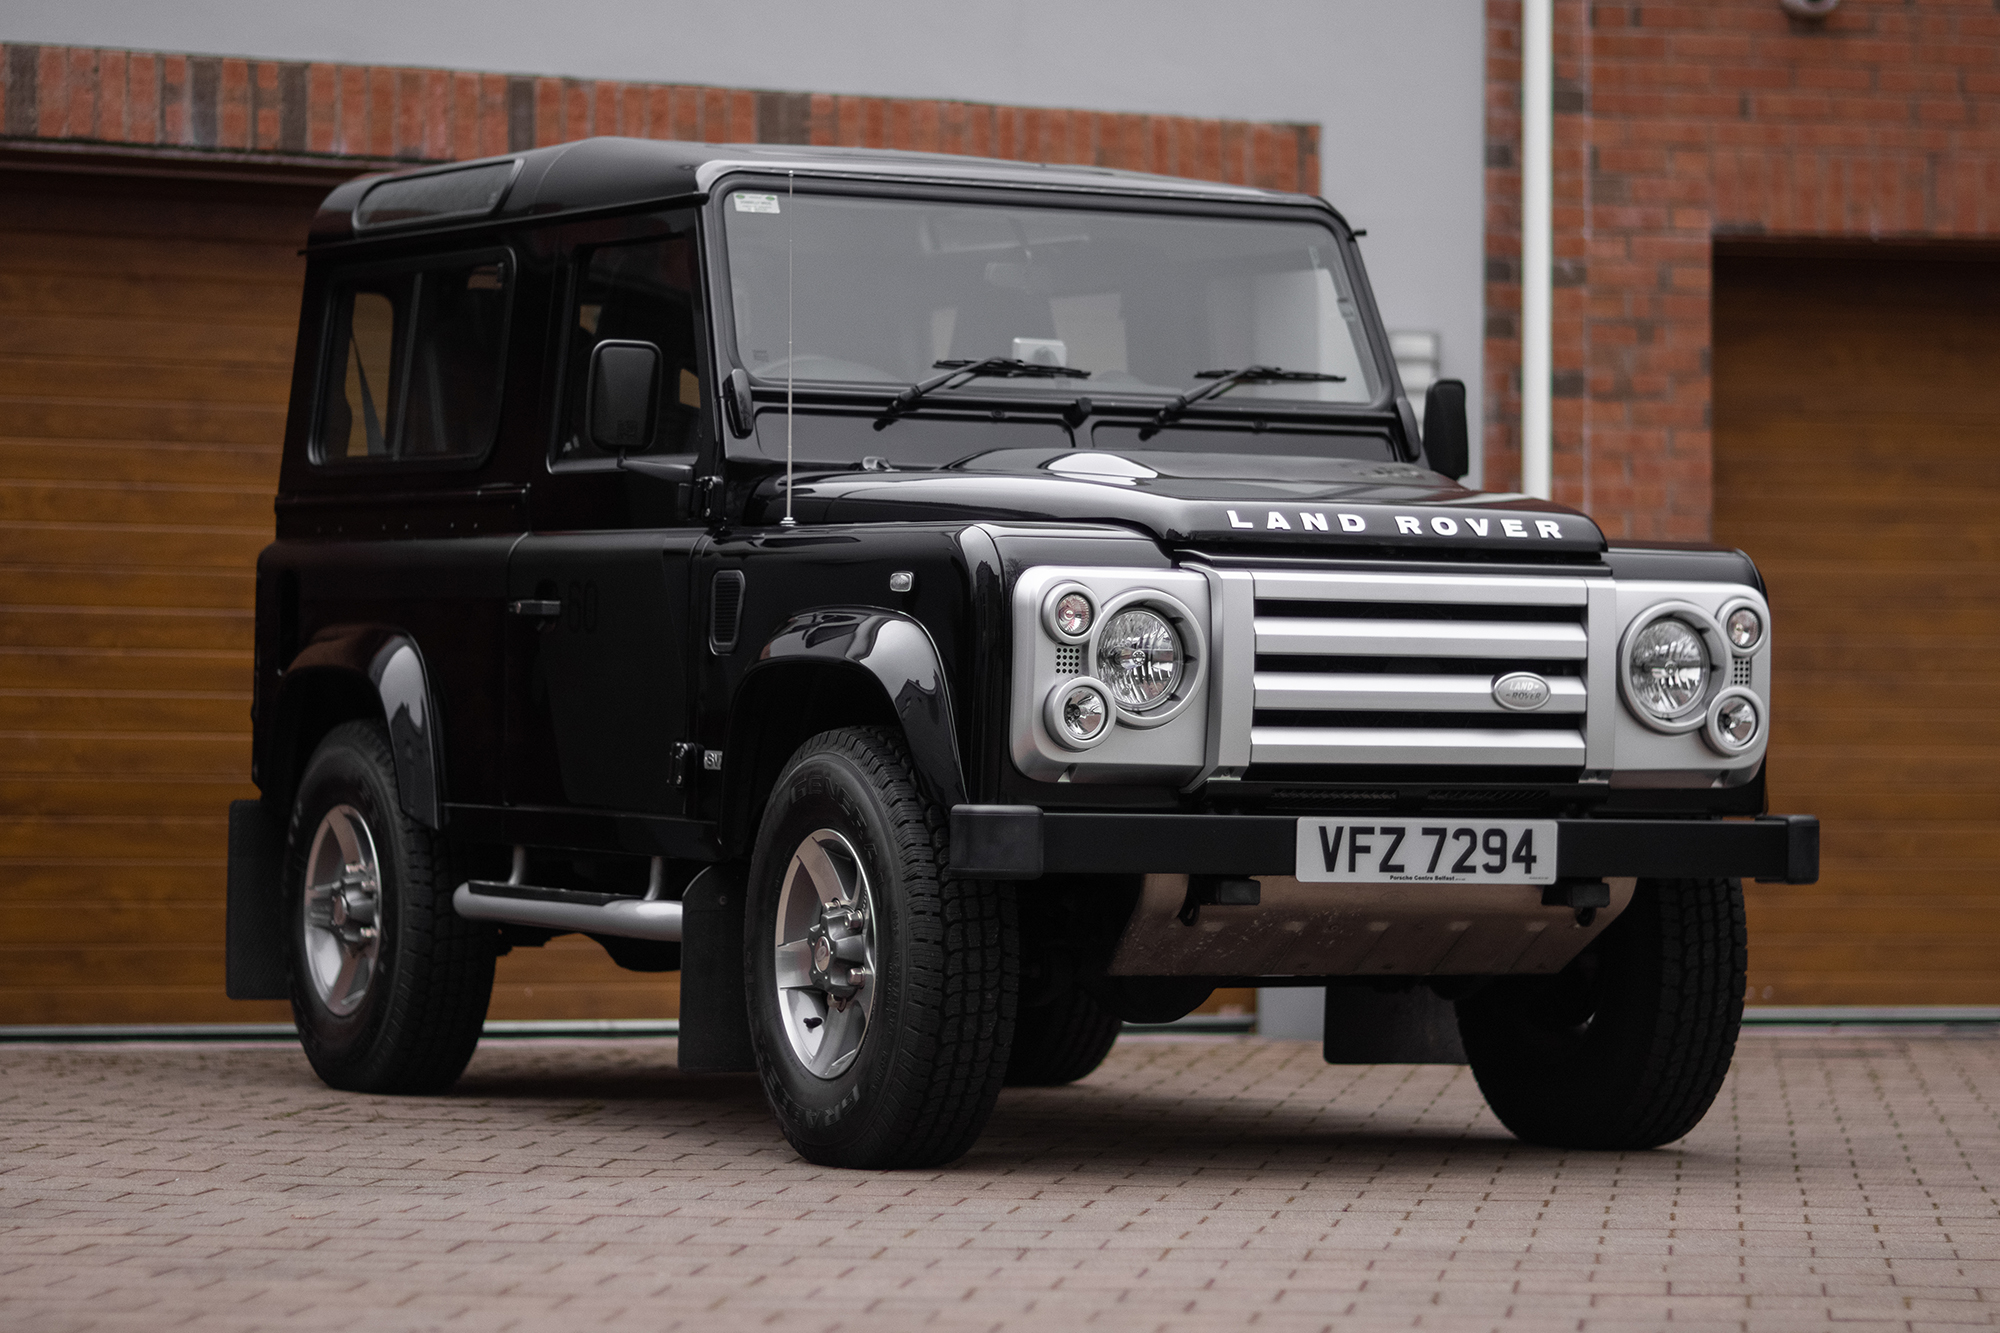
[694,158,1302,204]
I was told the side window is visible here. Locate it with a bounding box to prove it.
[317,255,512,464]
[558,226,701,460]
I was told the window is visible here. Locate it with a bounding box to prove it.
[317,255,512,465]
[558,223,703,460]
[721,191,1383,408]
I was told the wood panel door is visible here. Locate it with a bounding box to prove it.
[0,167,678,1025]
[1714,248,2000,1006]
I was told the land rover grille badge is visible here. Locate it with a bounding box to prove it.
[1492,672,1552,711]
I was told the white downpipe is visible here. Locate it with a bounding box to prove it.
[1520,0,1554,500]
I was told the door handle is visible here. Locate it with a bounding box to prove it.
[507,599,562,618]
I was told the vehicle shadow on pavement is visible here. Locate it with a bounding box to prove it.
[440,1038,1567,1168]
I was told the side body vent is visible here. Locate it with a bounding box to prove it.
[709,570,745,654]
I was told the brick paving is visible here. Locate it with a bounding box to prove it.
[1,1032,1997,1332]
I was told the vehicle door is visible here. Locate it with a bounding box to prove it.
[505,210,706,814]
[291,248,527,806]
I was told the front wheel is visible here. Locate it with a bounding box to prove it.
[745,727,1017,1169]
[1455,876,1746,1150]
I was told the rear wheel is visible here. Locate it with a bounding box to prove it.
[744,727,1016,1168]
[286,720,494,1094]
[1455,876,1746,1150]
[1006,985,1121,1086]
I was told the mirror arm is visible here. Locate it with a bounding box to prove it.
[616,455,694,484]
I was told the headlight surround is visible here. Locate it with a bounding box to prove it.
[1095,607,1183,712]
[1618,602,1731,733]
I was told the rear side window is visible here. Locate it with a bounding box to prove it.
[317,254,513,464]
[557,222,702,460]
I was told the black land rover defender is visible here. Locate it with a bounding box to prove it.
[226,138,1817,1168]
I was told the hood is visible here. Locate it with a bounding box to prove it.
[760,448,1605,556]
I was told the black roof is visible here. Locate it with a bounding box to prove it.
[309,136,1330,245]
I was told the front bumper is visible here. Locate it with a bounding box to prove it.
[950,807,1819,885]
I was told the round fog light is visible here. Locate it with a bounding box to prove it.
[1705,688,1762,754]
[1044,585,1095,641]
[1045,678,1112,750]
[1054,592,1093,638]
[1725,606,1764,652]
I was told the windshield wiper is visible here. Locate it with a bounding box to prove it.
[877,356,1090,426]
[1140,364,1347,438]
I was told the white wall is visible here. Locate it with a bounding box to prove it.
[8,0,1487,478]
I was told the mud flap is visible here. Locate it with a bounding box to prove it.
[676,863,756,1072]
[225,799,289,1000]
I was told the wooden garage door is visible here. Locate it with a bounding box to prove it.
[0,165,679,1026]
[1714,247,2000,1006]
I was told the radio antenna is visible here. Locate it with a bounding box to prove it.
[780,169,797,528]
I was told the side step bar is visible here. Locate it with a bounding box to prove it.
[452,880,683,941]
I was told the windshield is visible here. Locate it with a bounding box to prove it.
[721,188,1383,408]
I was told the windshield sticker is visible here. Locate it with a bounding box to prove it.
[733,193,781,214]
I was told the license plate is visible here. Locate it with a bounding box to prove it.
[1295,818,1558,885]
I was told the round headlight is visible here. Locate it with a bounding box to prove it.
[1725,606,1764,652]
[1626,617,1709,720]
[1705,688,1762,754]
[1095,607,1183,711]
[1044,679,1111,749]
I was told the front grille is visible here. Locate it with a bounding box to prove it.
[1244,569,1594,771]
[1263,784,1557,812]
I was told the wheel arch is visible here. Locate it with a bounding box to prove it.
[268,625,446,828]
[721,608,966,856]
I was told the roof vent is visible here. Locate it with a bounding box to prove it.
[356,160,519,230]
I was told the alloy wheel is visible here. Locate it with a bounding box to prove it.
[771,827,878,1079]
[301,803,384,1017]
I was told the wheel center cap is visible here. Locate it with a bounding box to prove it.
[811,936,832,972]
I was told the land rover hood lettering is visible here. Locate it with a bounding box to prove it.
[771,468,1606,553]
[1222,508,1570,541]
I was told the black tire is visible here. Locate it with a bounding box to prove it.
[744,726,1017,1169]
[1455,876,1746,1150]
[285,720,495,1094]
[1006,985,1121,1086]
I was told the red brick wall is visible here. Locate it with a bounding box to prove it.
[1485,0,2000,538]
[0,42,1319,193]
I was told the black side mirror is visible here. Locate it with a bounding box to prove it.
[724,367,755,439]
[586,340,661,453]
[1421,378,1470,480]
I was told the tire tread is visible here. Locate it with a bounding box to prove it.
[753,726,1016,1168]
[289,720,492,1095]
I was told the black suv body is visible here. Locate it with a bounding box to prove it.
[226,138,1817,1166]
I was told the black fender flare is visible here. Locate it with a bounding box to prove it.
[274,625,447,828]
[726,608,965,841]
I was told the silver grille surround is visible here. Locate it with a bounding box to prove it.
[1205,568,1611,774]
